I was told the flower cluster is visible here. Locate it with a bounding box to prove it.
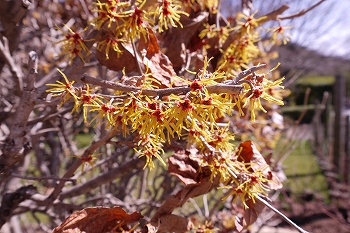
[47,57,284,176]
[49,0,290,213]
[55,26,90,63]
[153,0,189,32]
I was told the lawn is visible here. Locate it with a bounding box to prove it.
[282,140,329,200]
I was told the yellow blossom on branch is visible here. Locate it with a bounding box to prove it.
[91,0,129,30]
[153,0,189,32]
[268,25,292,45]
[220,166,271,209]
[96,36,125,59]
[135,134,166,170]
[242,72,285,121]
[55,25,90,63]
[236,11,266,34]
[46,69,79,108]
[121,1,153,41]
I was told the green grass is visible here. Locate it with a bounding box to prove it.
[296,75,335,86]
[282,140,329,200]
[75,133,94,148]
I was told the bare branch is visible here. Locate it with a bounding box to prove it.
[0,36,24,93]
[10,174,76,184]
[59,158,143,200]
[259,4,290,24]
[279,0,326,20]
[257,195,310,233]
[45,130,119,203]
[81,74,244,97]
[0,185,37,228]
[0,51,38,182]
[231,63,267,83]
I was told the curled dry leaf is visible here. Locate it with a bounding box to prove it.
[149,179,219,233]
[161,12,209,71]
[167,150,202,185]
[138,28,182,87]
[96,41,140,73]
[149,150,219,230]
[230,197,268,232]
[243,198,267,229]
[158,214,193,233]
[95,29,140,73]
[237,140,283,190]
[52,206,142,233]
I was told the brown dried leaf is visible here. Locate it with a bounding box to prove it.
[138,28,160,57]
[96,42,140,73]
[244,198,266,227]
[237,141,282,190]
[232,198,266,232]
[150,163,219,228]
[161,12,208,71]
[138,29,182,88]
[167,150,202,185]
[52,206,142,233]
[158,214,193,232]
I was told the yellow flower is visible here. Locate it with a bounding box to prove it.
[242,75,284,121]
[90,0,129,30]
[135,134,166,170]
[99,97,133,137]
[72,84,101,123]
[236,11,266,34]
[268,25,292,45]
[96,36,125,59]
[130,96,174,143]
[55,25,90,63]
[88,98,118,128]
[201,154,233,182]
[199,24,234,47]
[220,164,271,209]
[154,0,189,32]
[121,1,153,41]
[46,69,79,108]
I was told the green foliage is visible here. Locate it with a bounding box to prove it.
[283,140,329,199]
[296,76,335,87]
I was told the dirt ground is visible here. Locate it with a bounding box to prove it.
[271,198,350,233]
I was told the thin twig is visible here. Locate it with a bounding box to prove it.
[257,195,310,233]
[81,74,243,97]
[279,0,326,20]
[59,157,143,200]
[230,64,267,84]
[259,4,290,24]
[295,87,311,124]
[11,173,77,185]
[46,130,119,203]
[131,38,144,75]
[0,36,24,93]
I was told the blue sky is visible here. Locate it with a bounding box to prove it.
[221,0,350,58]
[285,0,350,58]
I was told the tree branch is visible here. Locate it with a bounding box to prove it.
[279,0,326,20]
[81,74,244,97]
[45,130,119,203]
[0,36,24,94]
[0,51,38,182]
[259,4,290,24]
[0,185,37,228]
[59,157,143,200]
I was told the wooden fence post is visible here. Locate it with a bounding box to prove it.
[333,74,345,179]
[345,115,350,184]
